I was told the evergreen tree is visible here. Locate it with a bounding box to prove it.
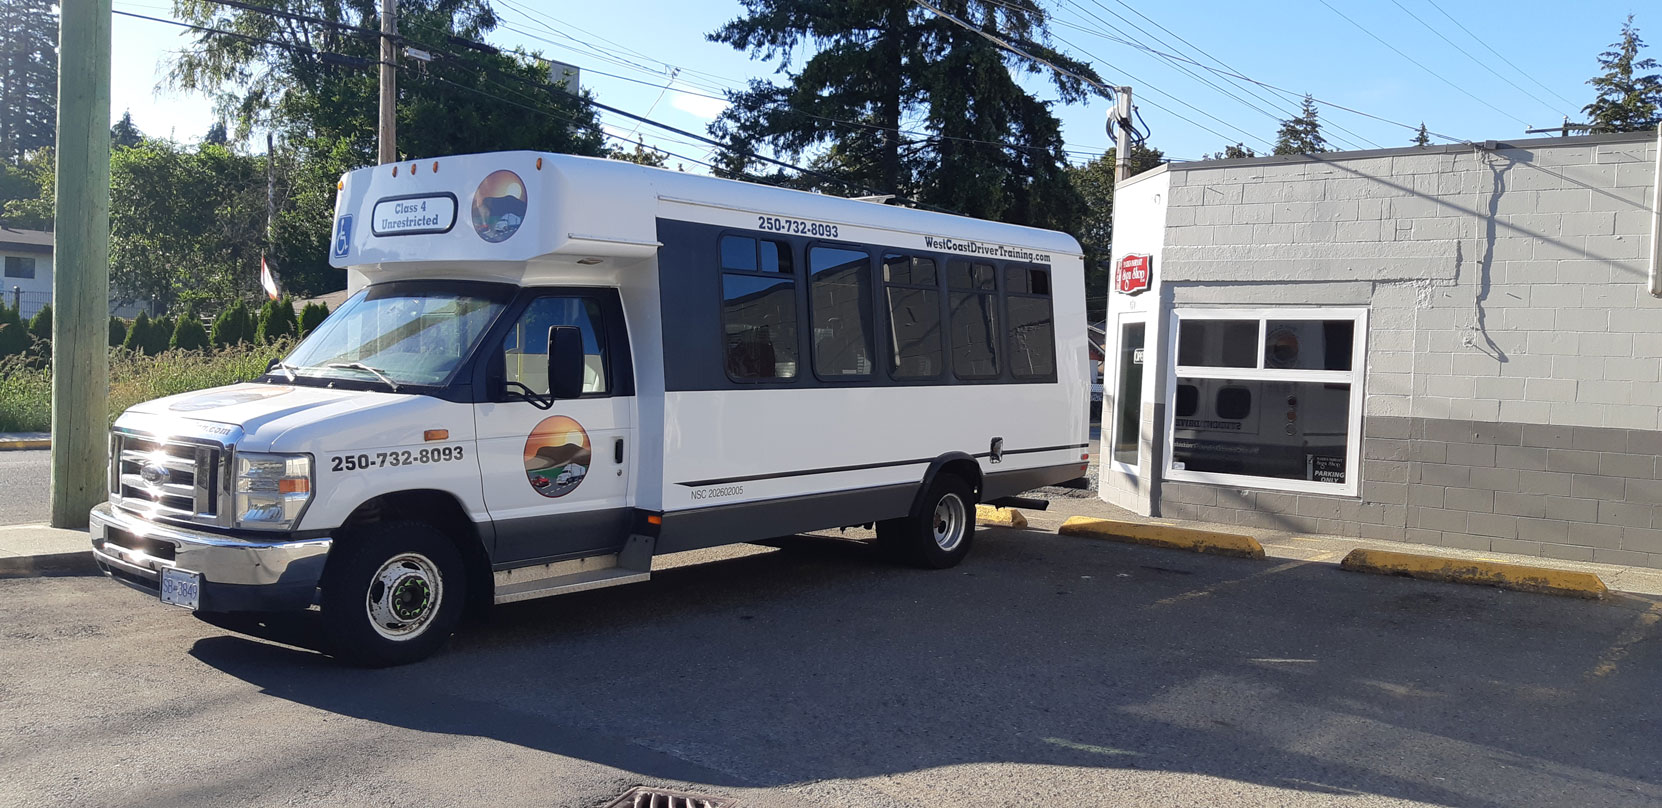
[0,298,18,330]
[26,303,49,341]
[210,306,238,348]
[123,311,152,353]
[1411,123,1432,147]
[1207,143,1257,160]
[170,307,210,351]
[108,316,127,347]
[149,316,175,354]
[1584,15,1662,133]
[203,121,229,146]
[0,0,57,165]
[298,302,329,337]
[1272,95,1328,155]
[255,297,297,343]
[110,111,143,149]
[611,137,668,167]
[0,323,24,357]
[707,0,1101,231]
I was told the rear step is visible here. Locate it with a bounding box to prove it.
[492,534,654,605]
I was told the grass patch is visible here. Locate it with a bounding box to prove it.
[0,340,293,433]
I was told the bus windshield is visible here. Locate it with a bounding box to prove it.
[281,285,507,389]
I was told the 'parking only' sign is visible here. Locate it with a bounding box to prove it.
[1116,254,1152,295]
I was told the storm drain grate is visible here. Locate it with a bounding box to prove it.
[604,786,737,808]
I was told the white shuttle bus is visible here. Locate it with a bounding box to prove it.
[88,152,1090,665]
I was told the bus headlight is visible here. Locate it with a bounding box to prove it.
[234,452,313,530]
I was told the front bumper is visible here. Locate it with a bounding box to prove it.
[89,502,332,612]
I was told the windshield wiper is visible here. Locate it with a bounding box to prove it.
[273,361,299,382]
[326,362,400,392]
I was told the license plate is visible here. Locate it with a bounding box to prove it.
[159,567,201,610]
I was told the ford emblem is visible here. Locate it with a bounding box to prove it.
[139,463,170,487]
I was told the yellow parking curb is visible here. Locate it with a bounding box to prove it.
[1339,548,1607,599]
[0,439,49,451]
[976,505,1027,528]
[1058,516,1264,559]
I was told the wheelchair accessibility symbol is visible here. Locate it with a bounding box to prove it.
[333,215,353,258]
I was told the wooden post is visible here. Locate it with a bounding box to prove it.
[49,0,113,528]
[378,0,397,164]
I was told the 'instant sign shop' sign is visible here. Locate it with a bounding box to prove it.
[1115,254,1152,295]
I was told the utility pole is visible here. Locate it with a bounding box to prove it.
[378,0,396,164]
[50,0,112,528]
[1112,86,1134,182]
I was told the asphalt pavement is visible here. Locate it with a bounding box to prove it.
[0,449,50,525]
[3,527,1659,807]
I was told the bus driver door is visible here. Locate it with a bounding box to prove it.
[474,291,635,566]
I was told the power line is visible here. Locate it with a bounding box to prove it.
[1418,0,1582,111]
[913,0,1271,149]
[1383,0,1568,118]
[1062,0,1361,151]
[1312,0,1529,127]
[1066,0,1381,150]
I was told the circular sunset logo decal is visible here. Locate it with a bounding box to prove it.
[169,385,294,412]
[472,169,527,243]
[523,415,591,498]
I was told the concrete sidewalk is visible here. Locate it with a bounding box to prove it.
[0,522,94,576]
[1022,492,1662,598]
[0,433,50,451]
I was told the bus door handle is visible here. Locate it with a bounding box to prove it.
[614,437,624,465]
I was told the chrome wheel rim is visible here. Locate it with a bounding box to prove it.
[366,553,442,641]
[932,493,968,552]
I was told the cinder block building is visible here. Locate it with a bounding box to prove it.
[1103,130,1662,568]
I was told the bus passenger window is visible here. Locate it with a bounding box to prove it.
[1175,384,1199,417]
[809,246,873,377]
[1006,266,1054,379]
[883,254,942,379]
[1216,387,1252,420]
[947,260,999,379]
[722,275,798,380]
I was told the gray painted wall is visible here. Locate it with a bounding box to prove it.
[1119,132,1662,568]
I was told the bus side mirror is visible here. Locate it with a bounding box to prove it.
[547,325,585,400]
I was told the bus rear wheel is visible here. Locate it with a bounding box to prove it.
[320,520,467,667]
[877,475,977,569]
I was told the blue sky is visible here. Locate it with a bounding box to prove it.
[108,1,1656,168]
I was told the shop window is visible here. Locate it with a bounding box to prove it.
[809,246,873,378]
[1168,309,1366,496]
[1111,320,1146,467]
[1177,319,1257,368]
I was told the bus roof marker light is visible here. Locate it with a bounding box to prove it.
[392,165,398,177]
[536,157,543,170]
[432,161,439,173]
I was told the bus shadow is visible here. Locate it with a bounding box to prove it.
[188,531,1662,807]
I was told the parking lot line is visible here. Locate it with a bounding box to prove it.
[1589,600,1662,679]
[1146,550,1343,609]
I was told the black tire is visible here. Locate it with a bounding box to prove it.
[876,474,977,569]
[319,520,468,667]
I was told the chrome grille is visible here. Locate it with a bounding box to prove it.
[111,431,222,523]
